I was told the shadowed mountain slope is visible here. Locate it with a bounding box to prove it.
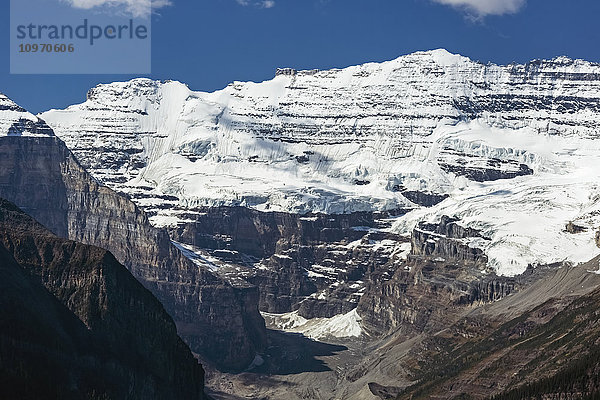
[0,92,266,371]
[0,198,205,399]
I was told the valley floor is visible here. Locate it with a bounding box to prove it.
[204,330,373,400]
[205,259,600,400]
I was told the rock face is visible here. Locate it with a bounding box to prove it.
[168,206,406,317]
[395,188,449,207]
[0,95,266,371]
[171,206,516,340]
[439,158,533,182]
[357,217,514,337]
[168,206,391,258]
[0,198,205,400]
[411,215,489,265]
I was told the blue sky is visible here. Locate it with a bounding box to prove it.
[2,0,600,113]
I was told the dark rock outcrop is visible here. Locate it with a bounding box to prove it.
[391,184,449,207]
[566,221,587,234]
[596,229,600,248]
[400,190,449,207]
[358,217,513,337]
[411,215,489,265]
[0,133,265,371]
[0,198,205,399]
[440,159,533,182]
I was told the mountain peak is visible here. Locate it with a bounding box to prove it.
[0,92,27,112]
[0,93,54,137]
[395,48,474,66]
[83,78,192,110]
[414,48,465,59]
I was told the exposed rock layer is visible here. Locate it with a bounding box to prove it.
[0,133,266,371]
[169,206,406,317]
[411,215,489,265]
[358,217,512,337]
[168,206,393,258]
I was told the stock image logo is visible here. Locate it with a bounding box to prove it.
[10,0,151,74]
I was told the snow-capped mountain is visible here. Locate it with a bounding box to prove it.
[0,93,54,136]
[0,91,267,371]
[40,49,600,275]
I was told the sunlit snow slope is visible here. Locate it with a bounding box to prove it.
[40,49,600,275]
[0,93,54,136]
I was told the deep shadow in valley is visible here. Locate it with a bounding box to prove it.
[252,329,348,375]
[204,329,355,400]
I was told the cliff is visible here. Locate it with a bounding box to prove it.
[0,198,205,399]
[358,217,514,337]
[0,95,266,371]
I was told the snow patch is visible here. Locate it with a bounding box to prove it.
[262,309,363,340]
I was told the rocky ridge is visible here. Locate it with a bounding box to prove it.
[0,198,205,399]
[0,95,266,371]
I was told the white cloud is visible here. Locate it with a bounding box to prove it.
[62,0,172,17]
[236,0,276,9]
[432,0,526,17]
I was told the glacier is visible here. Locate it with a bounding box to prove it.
[40,49,600,275]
